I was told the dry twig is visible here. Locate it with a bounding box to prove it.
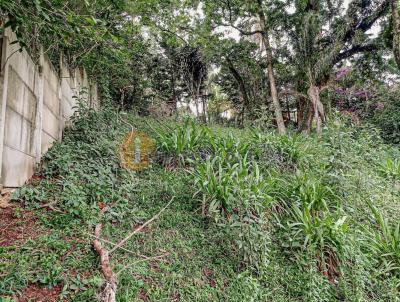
[110,197,174,253]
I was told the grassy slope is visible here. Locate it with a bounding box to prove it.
[0,105,399,302]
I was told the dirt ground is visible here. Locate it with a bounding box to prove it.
[0,189,63,302]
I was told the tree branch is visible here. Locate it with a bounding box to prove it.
[154,24,188,45]
[215,22,264,36]
[334,43,380,63]
[342,0,390,43]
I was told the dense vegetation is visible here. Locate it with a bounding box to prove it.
[0,103,398,301]
[1,0,400,141]
[1,0,400,301]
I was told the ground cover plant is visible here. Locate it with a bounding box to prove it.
[1,104,399,301]
[2,1,400,301]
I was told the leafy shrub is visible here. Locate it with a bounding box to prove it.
[283,203,347,271]
[250,131,309,170]
[194,154,271,219]
[379,159,400,181]
[364,202,400,278]
[210,132,250,159]
[275,174,347,282]
[193,135,274,270]
[12,99,133,221]
[151,118,210,165]
[331,83,400,145]
[371,88,400,145]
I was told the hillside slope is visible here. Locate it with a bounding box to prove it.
[1,104,399,302]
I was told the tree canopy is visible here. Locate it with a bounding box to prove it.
[1,0,399,140]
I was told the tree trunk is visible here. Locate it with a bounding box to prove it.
[302,103,314,135]
[202,96,207,123]
[392,0,400,68]
[256,0,286,135]
[285,96,291,123]
[195,99,199,117]
[307,85,323,135]
[171,65,178,113]
[193,86,200,118]
[226,58,250,120]
[297,95,306,129]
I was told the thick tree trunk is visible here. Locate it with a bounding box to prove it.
[392,0,400,68]
[301,102,314,135]
[257,0,286,135]
[307,85,324,135]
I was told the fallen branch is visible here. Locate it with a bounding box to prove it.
[93,223,117,302]
[88,234,138,256]
[88,233,164,260]
[92,198,174,301]
[93,209,117,302]
[110,197,174,253]
[116,253,169,276]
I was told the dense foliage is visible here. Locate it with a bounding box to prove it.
[1,1,400,301]
[1,104,398,301]
[1,0,400,139]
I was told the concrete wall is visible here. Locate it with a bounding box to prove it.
[0,28,99,187]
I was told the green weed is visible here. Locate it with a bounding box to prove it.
[151,118,210,165]
[2,106,400,301]
[364,202,400,278]
[380,159,400,181]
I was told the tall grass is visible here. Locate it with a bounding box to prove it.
[365,202,400,278]
[380,159,400,181]
[150,118,210,165]
[8,105,400,301]
[153,116,400,296]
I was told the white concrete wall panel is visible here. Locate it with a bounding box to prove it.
[43,75,60,116]
[41,130,55,155]
[4,108,36,156]
[42,104,59,140]
[0,28,99,187]
[1,145,35,187]
[8,47,37,90]
[6,67,38,124]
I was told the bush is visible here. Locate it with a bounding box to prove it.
[364,202,400,279]
[12,100,133,221]
[379,159,400,181]
[151,117,210,165]
[9,109,400,301]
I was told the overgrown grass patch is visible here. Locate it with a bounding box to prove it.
[1,105,399,301]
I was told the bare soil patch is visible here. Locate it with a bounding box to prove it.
[16,284,63,302]
[0,192,39,247]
